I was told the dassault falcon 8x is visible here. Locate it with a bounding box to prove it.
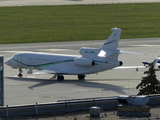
[5,28,144,81]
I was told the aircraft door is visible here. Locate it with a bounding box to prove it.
[17,54,23,68]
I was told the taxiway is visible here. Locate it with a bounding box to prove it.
[0,0,159,7]
[3,38,160,105]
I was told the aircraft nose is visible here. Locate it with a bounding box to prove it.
[5,59,11,66]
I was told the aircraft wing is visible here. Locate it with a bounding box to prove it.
[114,66,146,69]
[33,70,56,74]
[33,69,66,75]
[120,50,144,55]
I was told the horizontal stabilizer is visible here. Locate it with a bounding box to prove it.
[120,50,144,55]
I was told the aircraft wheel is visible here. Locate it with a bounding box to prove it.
[57,75,64,81]
[18,73,23,77]
[78,75,85,80]
[18,68,23,77]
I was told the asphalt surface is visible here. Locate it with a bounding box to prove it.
[3,38,160,106]
[0,0,159,6]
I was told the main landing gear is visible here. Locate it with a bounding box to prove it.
[78,75,85,80]
[56,74,85,81]
[50,74,64,81]
[57,75,64,81]
[51,74,85,81]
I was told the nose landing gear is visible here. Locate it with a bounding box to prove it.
[18,68,23,77]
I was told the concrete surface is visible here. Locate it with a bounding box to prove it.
[0,0,159,7]
[3,38,160,106]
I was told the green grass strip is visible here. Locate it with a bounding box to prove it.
[0,3,160,44]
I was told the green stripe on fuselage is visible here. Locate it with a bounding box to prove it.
[14,59,109,69]
[13,59,74,68]
[103,40,117,46]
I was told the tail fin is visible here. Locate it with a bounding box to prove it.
[100,28,122,50]
[79,28,122,59]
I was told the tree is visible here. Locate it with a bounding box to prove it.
[136,61,160,95]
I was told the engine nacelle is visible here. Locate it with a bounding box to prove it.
[74,58,95,67]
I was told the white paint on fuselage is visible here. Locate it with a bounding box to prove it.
[5,28,123,79]
[8,52,119,75]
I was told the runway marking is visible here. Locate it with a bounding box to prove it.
[129,45,160,47]
[37,49,70,51]
[0,51,32,53]
[0,49,70,53]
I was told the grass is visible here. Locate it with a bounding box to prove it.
[0,3,160,44]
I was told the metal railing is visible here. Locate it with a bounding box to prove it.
[0,95,160,118]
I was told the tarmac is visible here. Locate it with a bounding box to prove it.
[4,38,160,106]
[2,38,160,120]
[0,0,159,7]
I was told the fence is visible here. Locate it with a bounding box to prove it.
[0,95,160,118]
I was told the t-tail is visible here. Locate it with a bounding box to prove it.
[98,28,122,60]
[79,28,122,59]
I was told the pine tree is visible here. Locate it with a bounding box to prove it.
[136,61,160,95]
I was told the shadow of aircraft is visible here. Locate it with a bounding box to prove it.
[5,77,133,95]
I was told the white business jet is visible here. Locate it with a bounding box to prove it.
[5,28,143,81]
